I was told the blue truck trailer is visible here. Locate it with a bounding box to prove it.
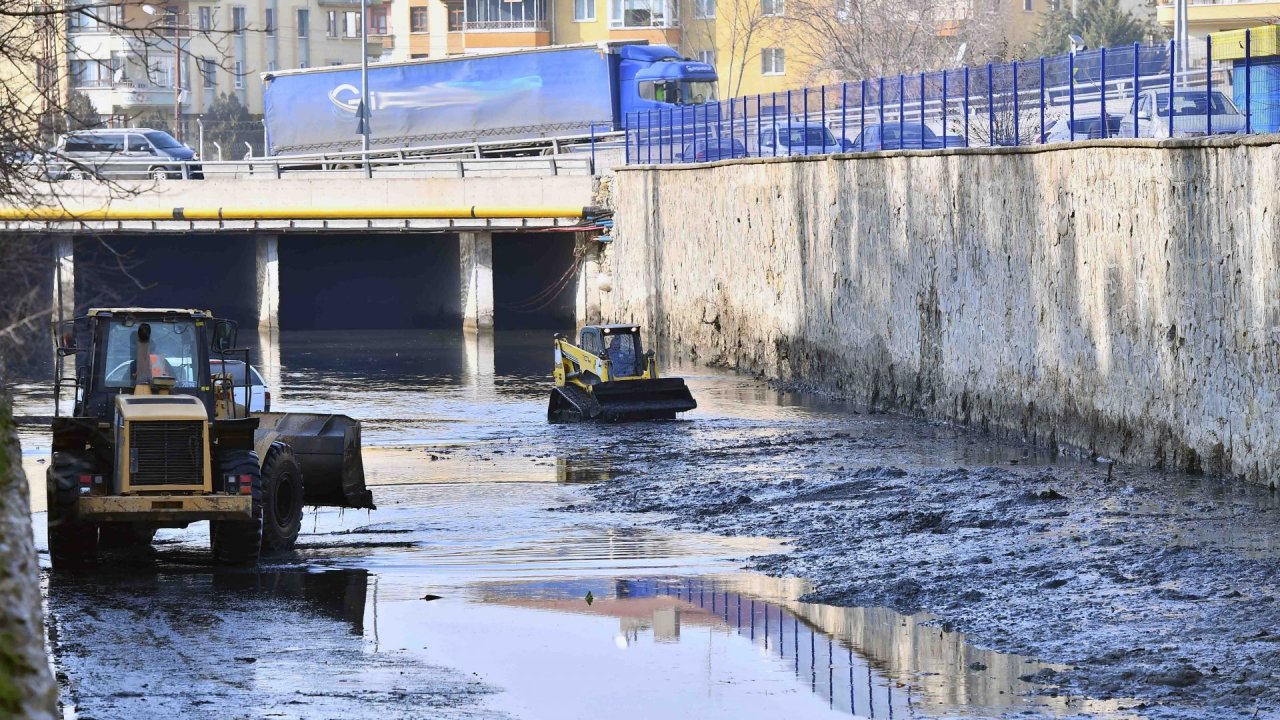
[261,41,717,155]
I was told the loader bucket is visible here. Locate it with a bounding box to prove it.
[255,412,374,509]
[587,378,697,422]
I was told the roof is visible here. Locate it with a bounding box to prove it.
[635,60,718,82]
[87,307,212,317]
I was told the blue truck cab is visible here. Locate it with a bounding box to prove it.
[616,44,718,124]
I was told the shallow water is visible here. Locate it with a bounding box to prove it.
[26,330,1147,718]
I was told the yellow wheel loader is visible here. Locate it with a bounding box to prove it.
[47,308,373,569]
[548,324,697,422]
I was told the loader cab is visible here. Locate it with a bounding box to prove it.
[70,309,232,421]
[585,324,645,378]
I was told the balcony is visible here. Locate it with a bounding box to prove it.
[461,19,550,31]
[1155,0,1280,30]
[78,81,190,112]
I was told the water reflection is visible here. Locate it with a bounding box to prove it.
[462,575,1133,718]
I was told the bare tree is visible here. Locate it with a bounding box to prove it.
[680,0,774,97]
[784,0,1013,84]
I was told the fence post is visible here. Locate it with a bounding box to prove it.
[1169,39,1176,137]
[861,80,867,151]
[772,92,778,157]
[1133,42,1141,139]
[987,63,994,146]
[756,93,763,155]
[703,103,710,159]
[942,71,949,149]
[1039,56,1046,144]
[803,87,810,155]
[898,74,905,145]
[821,85,828,150]
[964,67,970,146]
[1246,28,1253,134]
[1069,51,1075,142]
[841,82,848,151]
[919,72,926,142]
[1101,47,1108,138]
[729,99,735,160]
[879,76,886,139]
[787,90,793,156]
[1013,60,1020,146]
[625,113,631,164]
[1206,34,1213,136]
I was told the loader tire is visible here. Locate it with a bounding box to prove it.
[47,452,98,570]
[211,450,262,566]
[260,443,304,553]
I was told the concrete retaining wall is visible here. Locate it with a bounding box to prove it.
[0,387,57,718]
[604,137,1280,483]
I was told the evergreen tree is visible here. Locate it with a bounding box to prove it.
[1030,0,1160,57]
[200,93,263,159]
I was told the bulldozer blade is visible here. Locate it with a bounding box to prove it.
[255,413,374,509]
[588,378,697,422]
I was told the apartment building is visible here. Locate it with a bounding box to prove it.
[1154,0,1278,39]
[63,0,376,133]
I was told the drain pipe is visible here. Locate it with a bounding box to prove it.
[0,205,599,221]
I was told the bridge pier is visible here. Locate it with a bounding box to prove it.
[51,236,74,325]
[256,235,279,333]
[460,231,494,331]
[575,233,601,328]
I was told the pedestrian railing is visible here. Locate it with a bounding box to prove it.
[625,25,1280,165]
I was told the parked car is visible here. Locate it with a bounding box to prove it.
[678,138,749,162]
[1044,113,1126,143]
[210,359,271,413]
[49,128,202,181]
[758,121,843,156]
[1116,89,1245,139]
[851,123,968,151]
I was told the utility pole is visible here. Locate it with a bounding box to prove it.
[360,0,371,175]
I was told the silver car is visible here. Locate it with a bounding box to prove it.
[49,128,202,180]
[1117,89,1245,139]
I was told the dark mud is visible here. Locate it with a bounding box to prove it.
[554,420,1280,720]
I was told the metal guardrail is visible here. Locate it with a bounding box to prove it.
[628,29,1280,164]
[33,153,596,182]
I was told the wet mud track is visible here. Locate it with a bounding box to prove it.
[23,330,1280,719]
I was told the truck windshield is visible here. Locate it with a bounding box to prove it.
[101,319,201,389]
[640,80,719,105]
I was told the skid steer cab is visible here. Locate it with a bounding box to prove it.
[548,324,697,422]
[47,308,374,569]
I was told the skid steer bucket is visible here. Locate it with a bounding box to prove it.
[549,378,697,422]
[255,412,374,509]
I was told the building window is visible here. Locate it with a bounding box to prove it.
[231,6,245,34]
[367,4,388,34]
[464,0,546,30]
[761,47,784,74]
[1022,0,1032,9]
[694,0,714,18]
[343,10,360,36]
[233,60,244,88]
[697,49,714,65]
[200,57,216,88]
[326,10,338,36]
[197,6,212,31]
[574,0,595,21]
[410,5,428,31]
[67,4,124,32]
[447,0,463,30]
[265,8,275,34]
[760,0,781,15]
[608,0,675,27]
[297,8,309,36]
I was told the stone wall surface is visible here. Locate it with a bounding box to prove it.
[0,386,57,718]
[604,138,1280,483]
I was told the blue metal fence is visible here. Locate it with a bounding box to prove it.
[627,27,1280,164]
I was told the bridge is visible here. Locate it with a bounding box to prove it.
[12,159,608,336]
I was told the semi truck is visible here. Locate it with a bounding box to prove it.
[261,41,718,156]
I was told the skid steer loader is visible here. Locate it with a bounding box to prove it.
[46,308,374,569]
[548,324,697,422]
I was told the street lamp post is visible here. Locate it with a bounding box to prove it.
[360,0,370,175]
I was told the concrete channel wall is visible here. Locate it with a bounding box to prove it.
[0,389,56,719]
[604,136,1280,485]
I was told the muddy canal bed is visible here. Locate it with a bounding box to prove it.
[21,330,1280,719]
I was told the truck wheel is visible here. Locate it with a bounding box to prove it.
[99,523,158,549]
[210,449,262,566]
[260,443,304,553]
[47,452,98,569]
